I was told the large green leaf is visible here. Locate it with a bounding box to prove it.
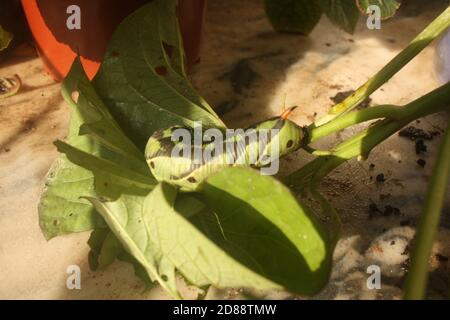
[88,168,332,296]
[0,25,12,51]
[39,156,103,239]
[39,61,106,239]
[39,0,224,239]
[87,184,273,298]
[93,0,225,149]
[356,0,401,19]
[319,0,360,34]
[39,59,154,239]
[264,0,323,35]
[87,193,207,288]
[198,167,332,294]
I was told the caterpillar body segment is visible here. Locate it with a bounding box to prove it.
[145,110,306,191]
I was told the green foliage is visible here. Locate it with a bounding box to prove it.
[39,0,450,299]
[39,0,333,298]
[87,169,332,298]
[264,0,402,35]
[39,58,154,239]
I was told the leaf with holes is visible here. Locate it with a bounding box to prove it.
[93,0,225,149]
[39,157,103,239]
[39,58,155,239]
[39,0,225,289]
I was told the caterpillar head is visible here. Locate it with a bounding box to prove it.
[249,106,306,164]
[275,106,306,157]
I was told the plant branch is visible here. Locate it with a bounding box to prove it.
[307,104,403,143]
[286,82,450,188]
[403,120,450,300]
[314,6,450,126]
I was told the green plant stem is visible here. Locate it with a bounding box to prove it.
[333,82,450,152]
[303,145,334,156]
[311,88,449,186]
[403,121,450,300]
[307,105,402,142]
[314,6,450,126]
[286,81,450,188]
[309,84,450,146]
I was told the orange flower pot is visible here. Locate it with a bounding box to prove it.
[21,0,206,81]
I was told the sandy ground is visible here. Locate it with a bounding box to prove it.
[0,0,449,299]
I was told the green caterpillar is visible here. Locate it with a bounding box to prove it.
[145,107,306,191]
